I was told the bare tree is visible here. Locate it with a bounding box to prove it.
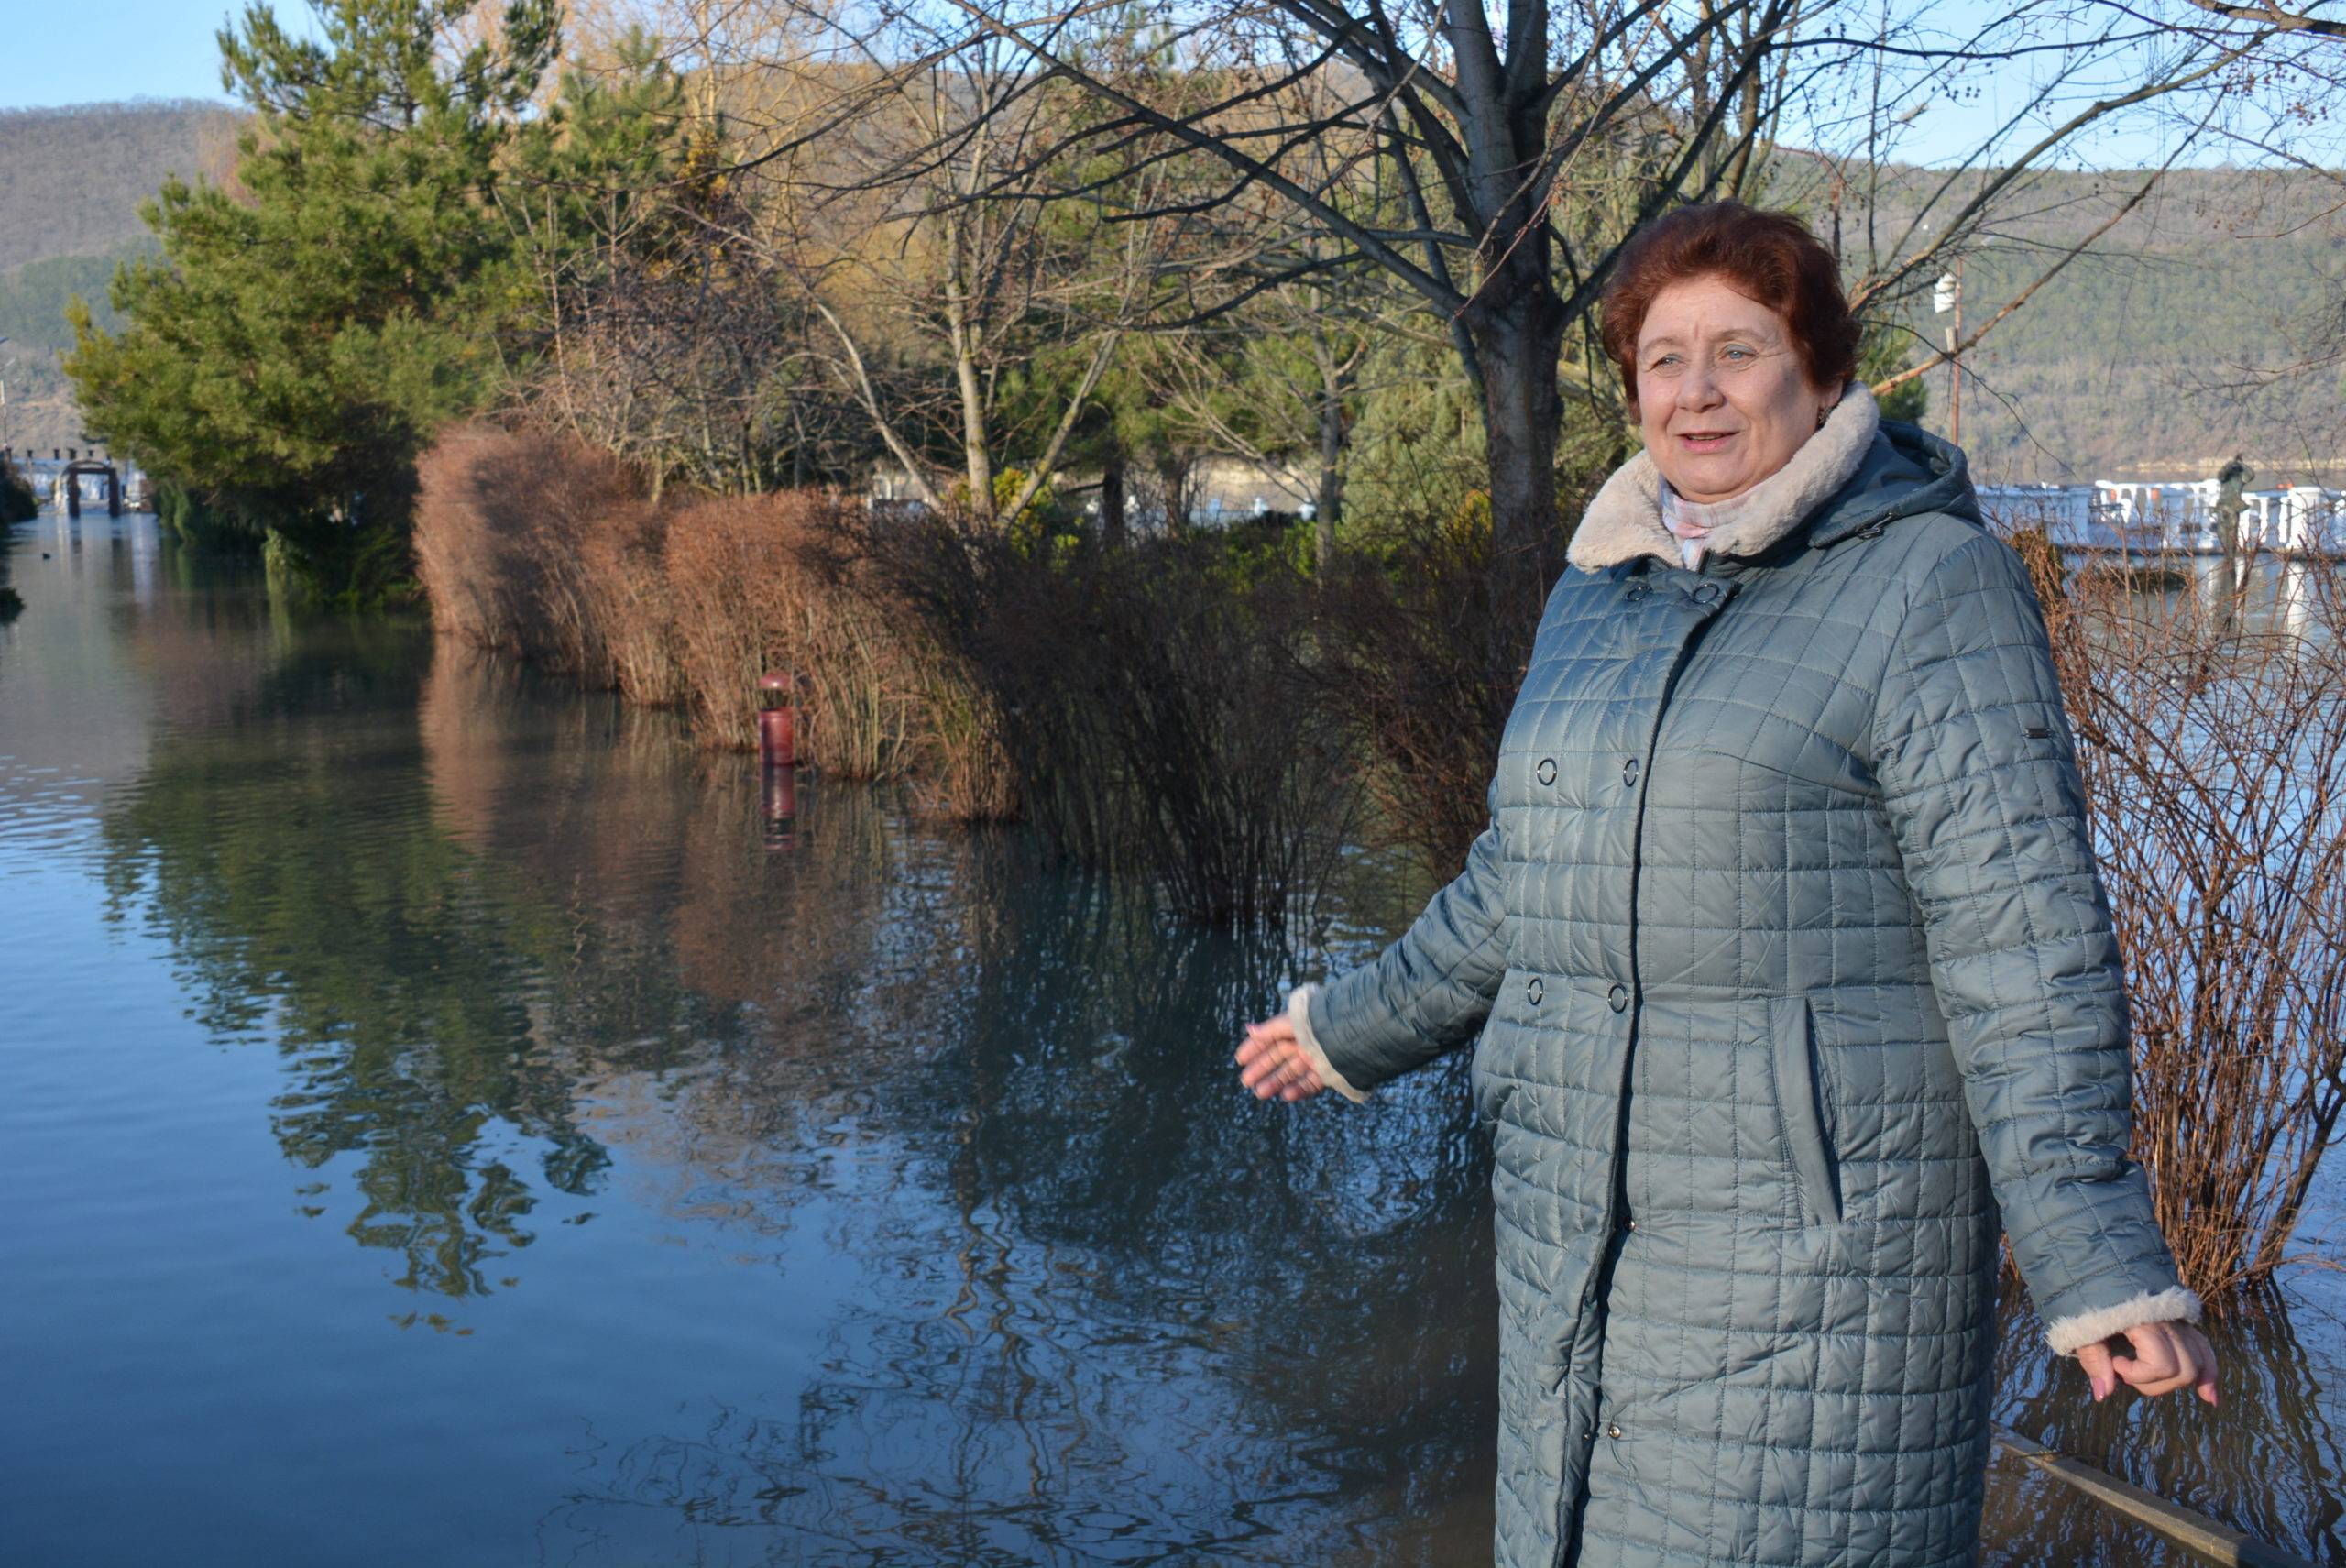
[728,21,1217,526]
[710,0,2338,588]
[2012,528,2346,1299]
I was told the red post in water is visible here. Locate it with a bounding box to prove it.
[758,672,796,770]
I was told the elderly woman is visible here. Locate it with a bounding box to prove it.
[1233,201,2217,1568]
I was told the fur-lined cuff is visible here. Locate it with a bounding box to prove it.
[1285,982,1369,1103]
[2043,1285,2203,1356]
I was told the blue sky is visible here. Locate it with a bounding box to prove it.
[1,0,2312,170]
[3,4,255,111]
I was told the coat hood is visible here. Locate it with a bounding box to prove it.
[1802,410,1983,551]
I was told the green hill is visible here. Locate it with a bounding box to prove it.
[0,101,235,455]
[1850,165,2346,484]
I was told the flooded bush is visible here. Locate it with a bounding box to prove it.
[1313,495,1562,880]
[413,421,659,685]
[416,426,918,774]
[2021,531,2346,1299]
[574,492,684,709]
[853,510,1360,926]
[0,459,39,525]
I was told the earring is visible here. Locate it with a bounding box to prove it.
[1815,405,1830,430]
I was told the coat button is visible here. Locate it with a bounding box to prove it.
[1526,975,1544,1005]
[1536,757,1557,785]
[1621,756,1639,785]
[1607,1422,1624,1440]
[1694,583,1721,604]
[1626,1217,1637,1231]
[1608,982,1629,1013]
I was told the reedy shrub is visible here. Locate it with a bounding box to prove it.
[1311,492,1565,881]
[2019,524,2346,1299]
[416,424,917,776]
[663,489,922,777]
[413,421,658,685]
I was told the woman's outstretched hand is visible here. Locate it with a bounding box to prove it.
[1235,1014,1328,1102]
[2077,1320,2220,1407]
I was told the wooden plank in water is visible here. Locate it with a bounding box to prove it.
[1991,1425,2319,1568]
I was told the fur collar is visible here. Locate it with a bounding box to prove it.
[1567,383,1881,572]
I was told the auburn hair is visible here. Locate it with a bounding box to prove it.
[1598,202,1861,413]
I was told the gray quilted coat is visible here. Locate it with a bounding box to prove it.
[1285,389,2198,1568]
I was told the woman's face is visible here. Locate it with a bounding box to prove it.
[1633,272,1841,505]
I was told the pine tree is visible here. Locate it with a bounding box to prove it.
[63,1,563,604]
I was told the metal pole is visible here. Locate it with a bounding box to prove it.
[1950,257,1963,449]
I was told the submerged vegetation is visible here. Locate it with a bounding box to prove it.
[0,460,36,527]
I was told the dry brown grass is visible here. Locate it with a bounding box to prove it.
[413,421,671,695]
[413,423,539,654]
[578,499,685,708]
[415,425,921,774]
[661,489,921,774]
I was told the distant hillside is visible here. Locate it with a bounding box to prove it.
[1,240,151,456]
[0,101,238,273]
[0,99,2337,487]
[1852,166,2346,485]
[0,101,234,455]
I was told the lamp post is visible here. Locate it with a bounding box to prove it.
[1931,264,1963,446]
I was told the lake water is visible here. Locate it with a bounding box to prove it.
[2,510,2338,1567]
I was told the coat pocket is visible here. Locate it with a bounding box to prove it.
[1470,977,1518,1125]
[1770,994,1843,1226]
[1469,1030,1499,1124]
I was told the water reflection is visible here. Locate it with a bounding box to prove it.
[4,517,2338,1567]
[409,642,1506,1563]
[97,641,614,1297]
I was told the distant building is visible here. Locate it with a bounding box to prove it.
[1977,478,2345,556]
[2244,486,2346,554]
[1976,484,2106,550]
[863,455,1313,531]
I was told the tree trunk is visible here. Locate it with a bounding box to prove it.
[1316,378,1343,578]
[943,211,994,521]
[1468,271,1567,591]
[951,320,993,520]
[1101,447,1126,543]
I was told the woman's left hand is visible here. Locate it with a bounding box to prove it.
[1233,1015,1327,1102]
[2076,1320,2219,1406]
